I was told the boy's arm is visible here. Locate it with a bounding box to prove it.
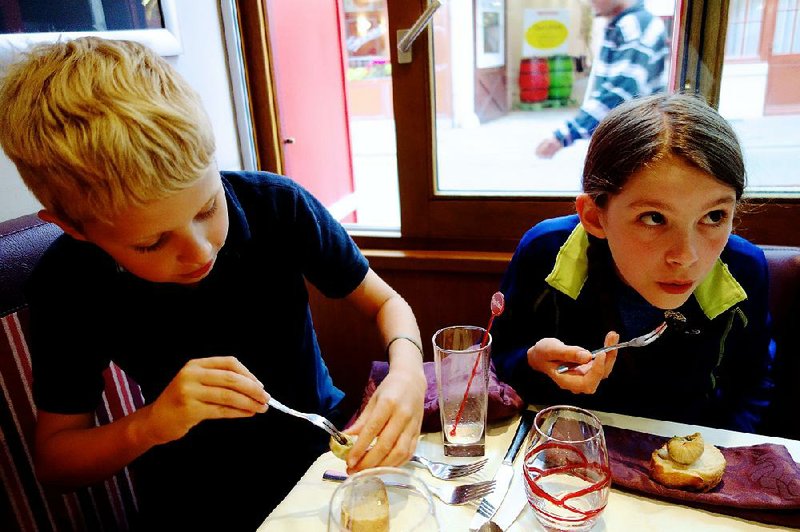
[342,268,426,473]
[35,408,164,486]
[34,356,269,487]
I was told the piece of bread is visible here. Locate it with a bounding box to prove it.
[650,434,726,492]
[340,477,390,532]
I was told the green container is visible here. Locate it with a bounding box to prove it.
[548,55,572,73]
[549,71,573,88]
[548,86,572,100]
[547,55,573,100]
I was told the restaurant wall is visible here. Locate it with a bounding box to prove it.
[0,0,242,222]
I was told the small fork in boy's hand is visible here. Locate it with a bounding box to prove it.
[555,321,669,374]
[267,397,349,445]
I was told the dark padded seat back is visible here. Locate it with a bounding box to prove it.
[0,214,62,317]
[0,214,142,531]
[760,245,800,440]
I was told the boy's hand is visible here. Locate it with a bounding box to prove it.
[145,356,268,444]
[343,363,425,474]
[527,332,620,394]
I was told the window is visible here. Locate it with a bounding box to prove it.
[725,0,764,59]
[0,0,181,59]
[719,0,800,196]
[236,0,800,250]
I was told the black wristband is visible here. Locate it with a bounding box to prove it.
[385,336,424,359]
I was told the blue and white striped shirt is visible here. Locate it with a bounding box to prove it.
[554,2,669,147]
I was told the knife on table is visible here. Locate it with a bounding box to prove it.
[492,467,529,530]
[469,409,536,532]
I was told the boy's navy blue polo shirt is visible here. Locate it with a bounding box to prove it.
[27,171,370,530]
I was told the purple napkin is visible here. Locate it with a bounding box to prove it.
[604,425,800,528]
[346,360,525,432]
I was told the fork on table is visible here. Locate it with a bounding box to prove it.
[267,397,349,445]
[409,454,488,480]
[323,470,495,505]
[556,320,669,374]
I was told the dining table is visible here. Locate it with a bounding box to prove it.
[258,407,800,531]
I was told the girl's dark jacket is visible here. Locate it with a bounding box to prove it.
[492,215,774,433]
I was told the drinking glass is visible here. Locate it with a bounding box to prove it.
[432,325,490,457]
[327,467,439,531]
[523,405,611,531]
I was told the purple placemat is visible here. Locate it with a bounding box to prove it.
[346,360,525,432]
[604,424,800,528]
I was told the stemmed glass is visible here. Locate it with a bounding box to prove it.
[523,405,611,531]
[327,466,439,531]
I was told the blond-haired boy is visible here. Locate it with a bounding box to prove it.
[0,37,425,530]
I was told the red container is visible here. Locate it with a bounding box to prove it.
[521,88,549,102]
[519,57,549,102]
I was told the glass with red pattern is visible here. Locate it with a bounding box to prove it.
[523,405,611,531]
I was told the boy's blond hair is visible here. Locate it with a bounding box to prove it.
[0,36,215,227]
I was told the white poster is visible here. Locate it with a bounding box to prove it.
[522,9,570,57]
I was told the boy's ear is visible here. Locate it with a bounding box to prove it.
[38,209,89,241]
[575,193,607,239]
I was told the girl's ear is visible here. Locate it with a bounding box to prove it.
[38,209,89,241]
[575,194,607,239]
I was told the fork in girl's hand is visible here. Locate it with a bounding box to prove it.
[555,321,669,374]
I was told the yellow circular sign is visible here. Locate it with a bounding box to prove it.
[526,20,568,50]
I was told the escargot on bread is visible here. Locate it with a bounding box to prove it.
[330,433,356,461]
[650,432,726,492]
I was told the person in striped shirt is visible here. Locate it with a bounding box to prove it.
[536,0,669,159]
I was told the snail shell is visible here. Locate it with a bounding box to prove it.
[667,432,705,464]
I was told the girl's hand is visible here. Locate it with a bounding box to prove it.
[145,356,268,445]
[343,364,426,474]
[527,332,620,394]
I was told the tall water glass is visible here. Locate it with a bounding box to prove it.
[523,405,611,531]
[327,467,439,531]
[432,325,490,457]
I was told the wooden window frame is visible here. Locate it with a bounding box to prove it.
[236,0,800,253]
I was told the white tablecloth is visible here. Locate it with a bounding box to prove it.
[259,408,800,531]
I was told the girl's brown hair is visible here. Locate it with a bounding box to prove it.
[583,93,745,207]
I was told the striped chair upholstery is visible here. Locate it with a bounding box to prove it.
[1,214,142,531]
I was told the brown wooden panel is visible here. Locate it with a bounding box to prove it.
[309,252,506,419]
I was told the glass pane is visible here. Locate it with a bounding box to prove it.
[794,17,800,53]
[342,0,400,229]
[0,0,164,33]
[719,0,800,195]
[431,0,674,197]
[773,12,790,53]
[743,21,762,55]
[267,0,400,230]
[730,0,745,20]
[726,23,743,56]
[748,0,764,19]
[773,1,800,54]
